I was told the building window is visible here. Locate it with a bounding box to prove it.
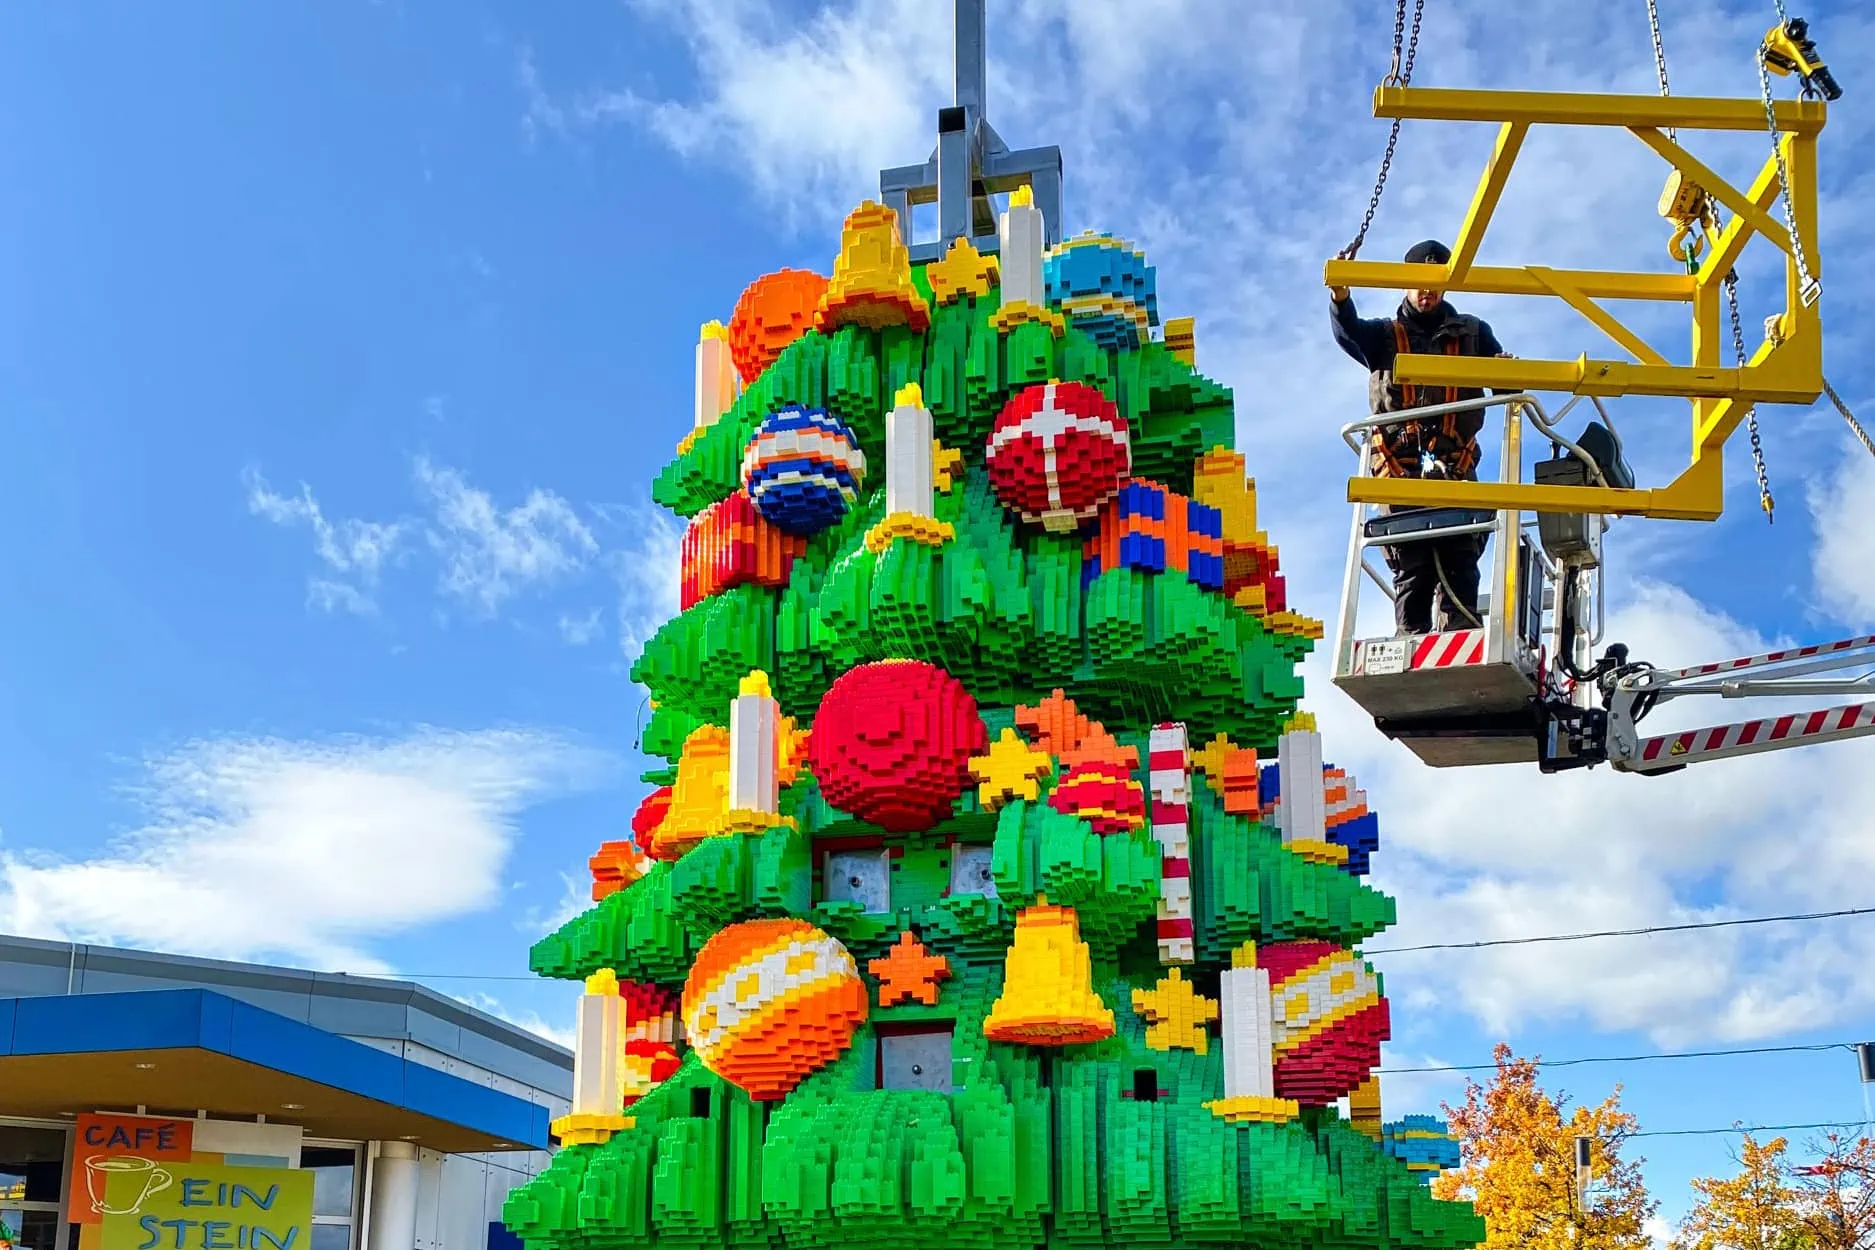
[302,1143,360,1250]
[0,1121,69,1250]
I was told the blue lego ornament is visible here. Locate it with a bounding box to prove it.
[1382,1115,1462,1183]
[1043,232,1160,351]
[740,405,867,536]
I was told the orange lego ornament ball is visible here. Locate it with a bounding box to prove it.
[727,269,829,384]
[680,918,868,1101]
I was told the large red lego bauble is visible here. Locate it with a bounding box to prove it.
[986,381,1131,532]
[1260,940,1391,1105]
[807,660,987,832]
[727,269,829,384]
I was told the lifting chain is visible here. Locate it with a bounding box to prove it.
[1646,0,1675,141]
[1651,0,1777,520]
[1757,23,1822,305]
[1340,0,1425,260]
[1724,270,1777,521]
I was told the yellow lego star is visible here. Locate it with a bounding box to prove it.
[1131,967,1219,1055]
[925,236,999,305]
[1188,733,1236,787]
[969,726,1055,810]
[779,716,810,787]
[933,441,964,493]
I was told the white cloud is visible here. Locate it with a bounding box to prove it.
[1378,1046,1471,1120]
[1806,433,1875,627]
[0,729,605,972]
[599,504,685,665]
[518,869,595,940]
[565,0,948,225]
[516,43,568,146]
[415,457,599,615]
[247,457,607,621]
[558,608,604,645]
[454,990,578,1050]
[310,579,377,617]
[245,469,406,612]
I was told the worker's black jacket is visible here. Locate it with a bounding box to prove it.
[1331,295,1504,480]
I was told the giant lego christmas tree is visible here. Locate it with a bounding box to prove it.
[499,172,1484,1247]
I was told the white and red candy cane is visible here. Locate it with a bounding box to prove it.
[1149,722,1195,964]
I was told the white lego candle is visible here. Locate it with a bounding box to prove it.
[1219,961,1276,1101]
[884,383,936,519]
[1276,726,1326,845]
[695,320,740,432]
[571,977,623,1117]
[727,670,780,814]
[998,184,1046,308]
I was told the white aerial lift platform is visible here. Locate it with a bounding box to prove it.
[1330,394,1875,775]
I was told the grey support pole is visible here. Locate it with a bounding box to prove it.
[879,0,1064,261]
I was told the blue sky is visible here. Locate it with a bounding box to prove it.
[3,0,1874,1231]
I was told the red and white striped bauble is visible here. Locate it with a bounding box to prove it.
[985,381,1131,532]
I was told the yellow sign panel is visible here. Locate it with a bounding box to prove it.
[99,1162,313,1250]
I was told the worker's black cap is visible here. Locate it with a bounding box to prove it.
[1404,239,1451,266]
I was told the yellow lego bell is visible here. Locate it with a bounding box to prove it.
[815,200,930,334]
[983,897,1115,1045]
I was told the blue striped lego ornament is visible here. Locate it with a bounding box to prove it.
[1382,1115,1462,1182]
[740,405,867,536]
[1042,232,1160,351]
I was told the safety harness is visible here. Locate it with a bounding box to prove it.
[1368,320,1481,479]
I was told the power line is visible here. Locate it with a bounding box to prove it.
[1629,1120,1867,1140]
[1363,905,1875,955]
[1380,1041,1852,1075]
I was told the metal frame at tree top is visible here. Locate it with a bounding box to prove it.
[878,0,1064,263]
[1324,85,1828,522]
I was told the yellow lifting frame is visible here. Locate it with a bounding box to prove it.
[1324,85,1828,521]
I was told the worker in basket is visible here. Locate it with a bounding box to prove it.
[1330,238,1512,636]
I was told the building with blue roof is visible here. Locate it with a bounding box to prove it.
[0,936,570,1250]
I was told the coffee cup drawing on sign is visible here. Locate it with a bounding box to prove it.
[84,1156,173,1216]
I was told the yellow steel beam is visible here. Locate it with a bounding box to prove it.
[1525,266,1668,366]
[1697,153,1783,283]
[1346,464,1722,521]
[1330,84,1828,524]
[1323,260,1693,301]
[1392,351,1821,404]
[1629,128,1791,255]
[1374,85,1827,134]
[1449,122,1528,283]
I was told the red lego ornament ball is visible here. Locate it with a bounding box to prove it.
[986,380,1131,532]
[807,660,987,832]
[1259,940,1391,1105]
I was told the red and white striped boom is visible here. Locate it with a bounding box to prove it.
[1605,635,1875,774]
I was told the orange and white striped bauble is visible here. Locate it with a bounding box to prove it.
[680,918,868,1101]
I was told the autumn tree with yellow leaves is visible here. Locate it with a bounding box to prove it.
[1670,1133,1802,1250]
[1674,1131,1875,1250]
[1433,1043,1658,1250]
